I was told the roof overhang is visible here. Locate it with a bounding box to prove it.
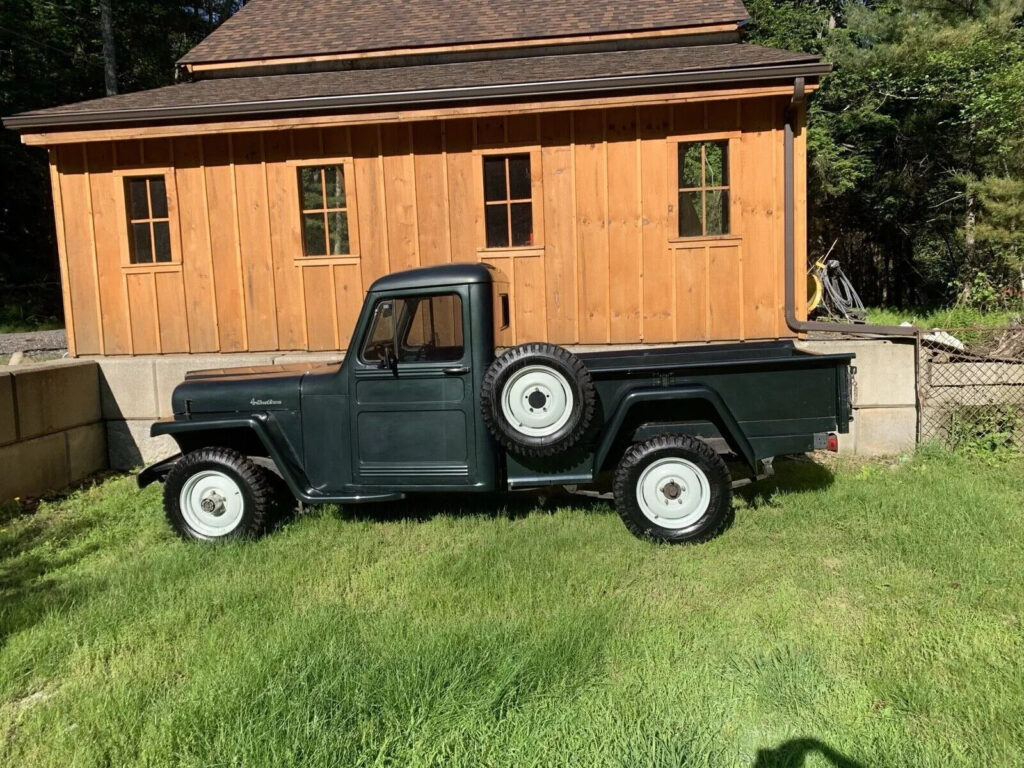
[4,60,830,135]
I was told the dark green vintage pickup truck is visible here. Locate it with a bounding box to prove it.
[139,263,854,544]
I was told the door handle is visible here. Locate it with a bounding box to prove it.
[443,366,470,376]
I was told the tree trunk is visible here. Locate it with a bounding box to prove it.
[99,0,117,96]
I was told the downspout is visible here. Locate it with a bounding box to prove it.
[783,78,923,441]
[783,77,917,339]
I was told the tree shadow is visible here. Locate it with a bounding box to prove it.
[752,738,865,768]
[0,504,104,645]
[735,456,835,509]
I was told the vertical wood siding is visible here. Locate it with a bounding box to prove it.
[53,95,804,355]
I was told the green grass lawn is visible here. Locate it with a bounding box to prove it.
[867,306,1022,329]
[2,450,1023,767]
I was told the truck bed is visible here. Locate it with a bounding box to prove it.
[577,340,846,376]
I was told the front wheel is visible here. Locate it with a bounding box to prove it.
[613,435,732,543]
[163,448,279,541]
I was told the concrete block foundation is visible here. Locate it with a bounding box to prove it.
[796,337,918,455]
[0,360,108,502]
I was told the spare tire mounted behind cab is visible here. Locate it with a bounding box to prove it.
[480,343,599,458]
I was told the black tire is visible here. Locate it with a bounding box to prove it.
[613,435,731,544]
[481,343,598,458]
[163,448,279,541]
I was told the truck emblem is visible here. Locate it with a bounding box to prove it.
[250,397,283,406]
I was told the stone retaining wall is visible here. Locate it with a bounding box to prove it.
[0,361,107,502]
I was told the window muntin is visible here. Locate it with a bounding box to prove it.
[361,294,464,364]
[677,141,730,238]
[483,154,533,248]
[298,165,350,256]
[124,176,172,263]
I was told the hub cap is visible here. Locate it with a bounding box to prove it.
[179,470,245,537]
[635,457,711,530]
[500,365,575,438]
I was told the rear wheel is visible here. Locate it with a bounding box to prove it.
[613,435,731,543]
[163,448,278,541]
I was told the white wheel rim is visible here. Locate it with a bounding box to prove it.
[635,457,711,530]
[500,364,575,438]
[179,470,245,538]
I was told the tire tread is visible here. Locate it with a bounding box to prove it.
[163,447,277,541]
[612,435,732,543]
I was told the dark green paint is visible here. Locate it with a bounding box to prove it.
[145,264,854,501]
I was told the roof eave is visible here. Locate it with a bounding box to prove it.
[3,61,831,133]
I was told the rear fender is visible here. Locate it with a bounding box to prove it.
[593,386,757,473]
[149,416,309,500]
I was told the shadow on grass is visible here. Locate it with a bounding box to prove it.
[0,507,103,644]
[736,456,835,509]
[336,488,612,525]
[752,738,864,767]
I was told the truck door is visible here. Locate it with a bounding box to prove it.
[351,291,478,488]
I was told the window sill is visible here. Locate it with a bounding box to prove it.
[293,255,361,266]
[121,262,182,273]
[668,235,742,245]
[477,246,545,257]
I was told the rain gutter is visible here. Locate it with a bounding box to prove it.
[5,61,829,132]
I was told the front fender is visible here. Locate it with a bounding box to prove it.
[137,453,182,488]
[593,385,757,473]
[149,415,311,500]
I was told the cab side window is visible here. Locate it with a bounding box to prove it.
[360,294,464,364]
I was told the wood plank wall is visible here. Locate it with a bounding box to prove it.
[51,95,803,355]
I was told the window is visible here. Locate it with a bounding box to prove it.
[298,165,350,256]
[677,141,730,238]
[483,154,533,248]
[124,176,172,263]
[361,294,464,364]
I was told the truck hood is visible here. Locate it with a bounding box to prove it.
[171,362,340,415]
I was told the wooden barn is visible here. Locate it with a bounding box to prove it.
[4,0,829,357]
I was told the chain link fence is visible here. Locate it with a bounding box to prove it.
[919,326,1024,451]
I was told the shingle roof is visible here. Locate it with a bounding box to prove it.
[179,0,750,64]
[6,45,826,131]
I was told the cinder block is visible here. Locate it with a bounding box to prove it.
[851,406,917,455]
[0,372,15,446]
[66,423,108,482]
[0,432,69,502]
[10,361,101,440]
[154,354,277,417]
[797,338,917,408]
[95,358,158,420]
[106,419,178,470]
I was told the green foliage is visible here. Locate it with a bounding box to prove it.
[867,304,1022,328]
[748,0,1024,310]
[948,405,1023,453]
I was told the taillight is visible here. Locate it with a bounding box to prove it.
[827,433,839,452]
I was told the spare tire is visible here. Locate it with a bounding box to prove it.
[481,343,598,458]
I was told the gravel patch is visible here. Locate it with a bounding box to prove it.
[0,329,68,356]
